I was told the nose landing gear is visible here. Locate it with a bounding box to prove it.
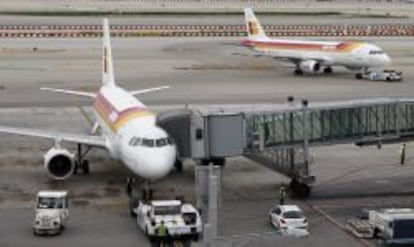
[141,180,153,201]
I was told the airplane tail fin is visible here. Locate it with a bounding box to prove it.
[102,18,115,87]
[244,8,269,41]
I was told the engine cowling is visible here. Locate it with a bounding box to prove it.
[299,60,321,73]
[44,147,75,180]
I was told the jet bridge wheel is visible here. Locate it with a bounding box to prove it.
[200,158,226,167]
[290,179,311,198]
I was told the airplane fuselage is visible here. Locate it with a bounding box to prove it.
[93,86,176,180]
[242,38,391,70]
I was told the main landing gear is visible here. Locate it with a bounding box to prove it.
[323,66,333,74]
[73,144,92,175]
[294,68,304,76]
[294,66,333,75]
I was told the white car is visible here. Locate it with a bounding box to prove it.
[268,205,308,231]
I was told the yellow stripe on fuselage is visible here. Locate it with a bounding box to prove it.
[113,111,155,130]
[253,41,363,54]
[94,101,155,133]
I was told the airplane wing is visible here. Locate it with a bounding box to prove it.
[0,125,106,148]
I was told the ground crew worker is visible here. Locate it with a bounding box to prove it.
[125,177,134,198]
[400,143,406,165]
[156,221,169,247]
[279,184,286,205]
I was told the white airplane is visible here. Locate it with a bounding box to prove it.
[0,19,177,181]
[242,8,391,78]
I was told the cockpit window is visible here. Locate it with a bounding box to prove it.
[156,138,168,147]
[142,138,154,147]
[129,137,136,146]
[130,136,174,147]
[133,138,142,146]
[167,137,174,145]
[369,50,384,55]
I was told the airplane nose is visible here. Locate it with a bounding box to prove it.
[136,147,176,180]
[145,154,175,179]
[383,54,391,65]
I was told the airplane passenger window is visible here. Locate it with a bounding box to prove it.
[142,138,154,147]
[156,138,167,147]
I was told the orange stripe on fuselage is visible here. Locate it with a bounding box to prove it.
[93,93,155,132]
[244,40,362,53]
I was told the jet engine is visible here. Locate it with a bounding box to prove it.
[299,60,321,73]
[44,147,75,180]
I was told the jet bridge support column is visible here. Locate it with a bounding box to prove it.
[195,164,221,245]
[290,100,312,198]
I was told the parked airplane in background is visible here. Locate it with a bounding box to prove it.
[242,8,391,78]
[0,19,177,182]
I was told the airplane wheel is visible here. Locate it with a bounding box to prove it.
[323,67,333,73]
[175,159,183,172]
[73,162,78,175]
[201,159,210,166]
[294,69,304,75]
[82,160,90,174]
[212,158,225,167]
[355,73,363,79]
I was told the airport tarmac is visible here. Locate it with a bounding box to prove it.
[1,37,414,108]
[1,36,414,246]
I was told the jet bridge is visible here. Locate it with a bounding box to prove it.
[157,98,414,197]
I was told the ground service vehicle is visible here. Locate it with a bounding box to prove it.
[268,205,308,231]
[131,199,202,241]
[356,68,403,81]
[369,208,414,245]
[33,191,69,235]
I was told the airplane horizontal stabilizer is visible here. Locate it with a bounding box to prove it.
[40,87,96,98]
[130,85,170,96]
